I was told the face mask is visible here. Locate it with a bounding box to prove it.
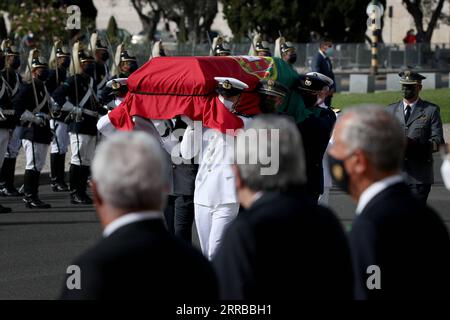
[325,47,334,56]
[0,56,5,70]
[62,58,70,69]
[11,57,21,69]
[402,85,417,100]
[441,158,450,190]
[100,51,109,62]
[288,54,297,64]
[84,63,96,77]
[301,93,319,108]
[37,69,49,82]
[327,153,350,193]
[129,62,138,74]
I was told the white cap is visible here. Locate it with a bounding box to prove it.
[214,77,249,90]
[306,72,334,87]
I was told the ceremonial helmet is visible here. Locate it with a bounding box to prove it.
[1,39,20,56]
[70,41,95,75]
[274,36,295,58]
[151,40,166,58]
[251,34,271,57]
[49,39,70,69]
[211,36,231,56]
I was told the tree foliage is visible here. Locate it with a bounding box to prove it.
[222,0,373,42]
[129,0,218,43]
[402,0,447,43]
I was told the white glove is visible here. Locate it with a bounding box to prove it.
[20,110,35,122]
[61,101,75,112]
[32,115,45,126]
[71,107,83,117]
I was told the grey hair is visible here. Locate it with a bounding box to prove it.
[235,114,306,191]
[92,131,168,211]
[340,105,406,172]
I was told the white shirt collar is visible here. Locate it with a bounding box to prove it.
[403,99,419,111]
[103,211,163,238]
[319,49,327,58]
[356,175,404,215]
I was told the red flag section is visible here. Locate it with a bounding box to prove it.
[108,56,276,133]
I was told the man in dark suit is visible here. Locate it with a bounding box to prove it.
[61,132,217,300]
[386,71,445,203]
[311,38,335,106]
[213,115,353,300]
[327,105,450,299]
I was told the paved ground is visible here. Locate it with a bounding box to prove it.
[1,148,450,300]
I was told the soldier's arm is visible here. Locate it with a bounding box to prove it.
[429,106,445,151]
[52,77,72,107]
[12,84,31,118]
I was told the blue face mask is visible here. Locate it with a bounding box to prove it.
[84,63,96,77]
[62,57,70,69]
[325,47,334,57]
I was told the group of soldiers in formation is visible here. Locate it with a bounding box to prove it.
[0,32,142,211]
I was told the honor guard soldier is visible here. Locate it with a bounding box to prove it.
[90,32,110,94]
[0,47,14,213]
[274,36,297,66]
[295,73,336,202]
[52,41,104,205]
[210,36,231,56]
[14,49,52,208]
[100,45,138,110]
[386,71,445,203]
[151,40,167,59]
[47,40,71,192]
[0,39,23,196]
[249,34,271,57]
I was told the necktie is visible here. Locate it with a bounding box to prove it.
[404,105,411,123]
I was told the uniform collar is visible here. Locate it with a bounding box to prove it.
[103,210,163,237]
[403,98,419,111]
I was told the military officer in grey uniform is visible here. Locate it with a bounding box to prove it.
[386,71,445,203]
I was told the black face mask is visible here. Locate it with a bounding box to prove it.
[100,51,109,62]
[62,58,70,69]
[288,54,297,64]
[402,85,418,100]
[129,62,139,74]
[11,57,21,69]
[327,153,350,193]
[0,56,5,70]
[84,63,96,77]
[301,93,318,108]
[37,69,49,82]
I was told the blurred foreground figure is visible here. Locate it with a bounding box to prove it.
[61,132,217,300]
[328,106,450,299]
[213,115,353,300]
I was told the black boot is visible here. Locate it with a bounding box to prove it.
[1,158,21,197]
[23,170,51,209]
[51,153,68,192]
[70,164,91,204]
[0,204,12,214]
[57,153,69,191]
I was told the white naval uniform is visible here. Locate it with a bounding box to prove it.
[181,113,251,260]
[318,104,339,206]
